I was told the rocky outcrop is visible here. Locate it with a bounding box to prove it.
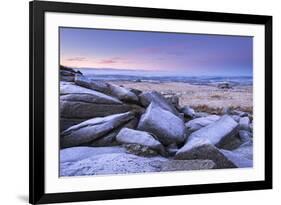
[60,83,121,103]
[60,147,216,176]
[137,103,186,146]
[60,83,142,119]
[60,66,82,82]
[139,91,179,116]
[75,75,139,103]
[59,73,254,176]
[60,112,135,148]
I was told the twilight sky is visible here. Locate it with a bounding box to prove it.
[60,27,253,76]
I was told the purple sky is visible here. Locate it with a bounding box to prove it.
[60,27,253,76]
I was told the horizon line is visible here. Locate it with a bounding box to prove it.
[61,65,252,76]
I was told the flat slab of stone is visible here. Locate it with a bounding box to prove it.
[61,99,140,119]
[60,83,122,104]
[60,146,126,163]
[75,75,139,102]
[61,112,135,148]
[60,152,167,176]
[60,84,140,119]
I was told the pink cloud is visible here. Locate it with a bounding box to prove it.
[98,59,116,64]
[66,57,88,61]
[97,57,131,65]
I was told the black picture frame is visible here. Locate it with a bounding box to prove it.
[29,1,272,204]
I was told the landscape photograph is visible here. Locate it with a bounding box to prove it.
[59,27,253,177]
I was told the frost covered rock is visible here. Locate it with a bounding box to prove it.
[60,149,168,176]
[239,117,250,131]
[60,94,138,119]
[60,112,135,148]
[60,83,119,102]
[185,115,239,149]
[185,115,220,133]
[160,160,216,171]
[75,75,139,102]
[137,103,186,146]
[175,115,241,167]
[60,83,120,104]
[181,106,196,118]
[139,91,179,116]
[116,128,165,155]
[60,84,142,119]
[108,83,139,103]
[220,149,253,168]
[232,141,253,160]
[60,146,126,163]
[175,139,252,169]
[75,75,110,92]
[175,140,236,168]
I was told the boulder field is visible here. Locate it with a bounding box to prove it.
[59,68,253,176]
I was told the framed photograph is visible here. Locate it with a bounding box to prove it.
[29,0,272,204]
